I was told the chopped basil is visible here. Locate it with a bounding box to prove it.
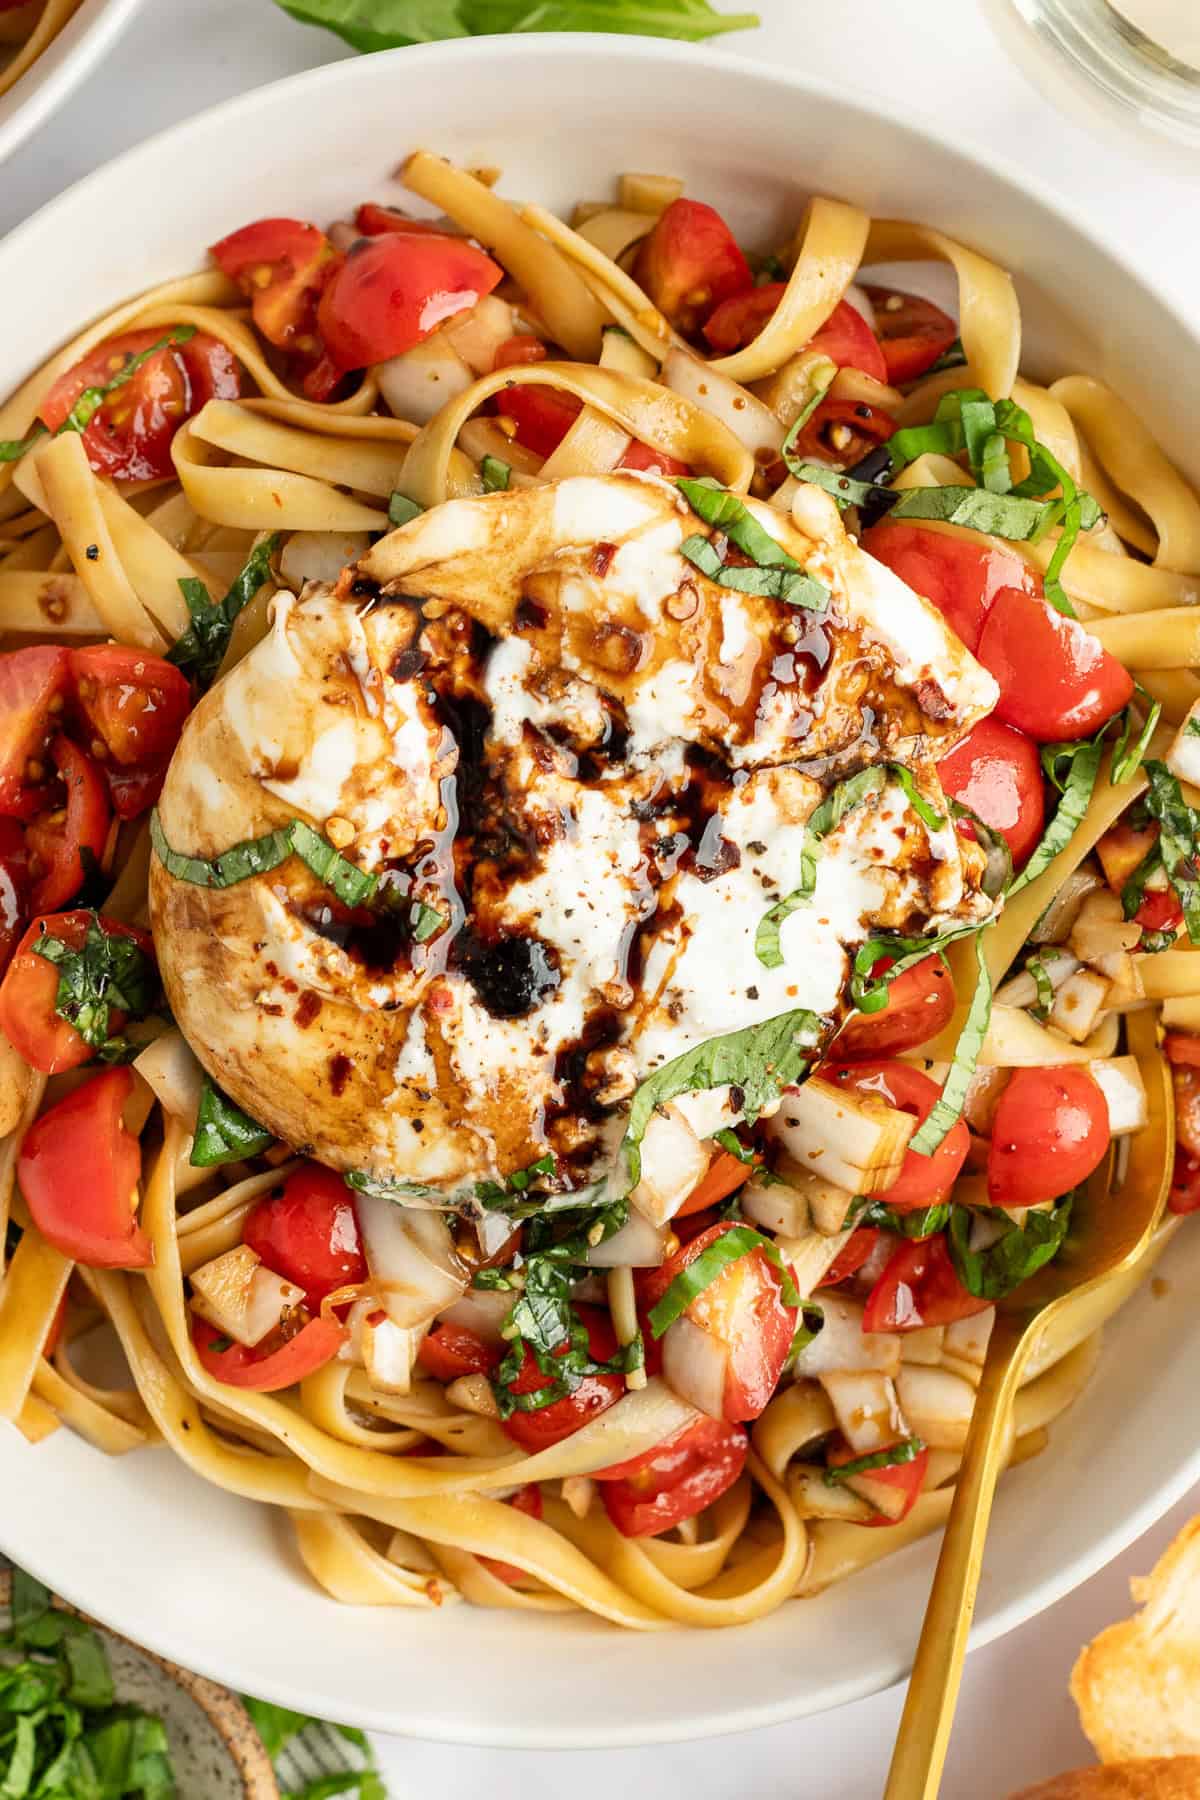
[190,1077,273,1167]
[784,1301,824,1368]
[0,426,47,465]
[847,922,980,1017]
[622,1009,821,1189]
[387,491,423,527]
[480,455,511,492]
[947,1195,1073,1300]
[889,485,1049,536]
[755,766,943,970]
[949,800,1012,898]
[928,337,967,374]
[680,533,829,609]
[677,482,830,611]
[824,1435,925,1485]
[646,1224,799,1339]
[1111,696,1162,786]
[853,1198,952,1239]
[676,477,798,569]
[1026,952,1056,1020]
[150,810,378,908]
[1141,759,1200,943]
[345,1169,454,1207]
[1120,844,1162,923]
[1007,735,1104,898]
[712,1128,759,1166]
[0,328,198,466]
[168,533,281,689]
[475,1153,558,1212]
[1188,715,1200,739]
[32,914,157,1060]
[779,380,833,476]
[907,932,991,1157]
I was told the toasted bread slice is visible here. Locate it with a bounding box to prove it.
[1009,1758,1200,1798]
[1071,1517,1200,1764]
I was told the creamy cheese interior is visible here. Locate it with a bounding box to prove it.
[150,472,999,1188]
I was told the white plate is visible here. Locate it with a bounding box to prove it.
[2,33,1198,1749]
[0,0,143,166]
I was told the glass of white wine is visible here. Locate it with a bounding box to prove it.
[984,0,1200,161]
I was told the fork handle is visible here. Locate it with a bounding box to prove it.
[883,1312,1031,1800]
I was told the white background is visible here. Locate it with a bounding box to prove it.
[5,1,1199,1793]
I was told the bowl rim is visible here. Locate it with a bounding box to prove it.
[0,0,145,168]
[0,1568,279,1795]
[3,29,1200,1748]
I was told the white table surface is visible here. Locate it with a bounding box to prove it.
[5,1,1198,1792]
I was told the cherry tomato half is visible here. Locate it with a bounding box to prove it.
[243,1162,367,1306]
[500,1306,624,1452]
[786,394,895,468]
[354,204,451,239]
[40,330,240,483]
[987,1066,1110,1208]
[674,1149,756,1220]
[317,232,503,371]
[827,1061,969,1211]
[24,738,110,915]
[0,818,27,976]
[976,586,1134,743]
[18,1067,149,1268]
[417,1319,500,1383]
[834,955,954,1059]
[596,1414,748,1538]
[0,910,154,1075]
[818,1227,881,1287]
[937,715,1046,868]
[1135,887,1184,941]
[1169,1147,1200,1215]
[702,283,786,354]
[861,286,958,385]
[210,217,337,352]
[0,647,72,821]
[1172,1065,1200,1160]
[1165,1033,1200,1070]
[618,439,692,478]
[861,522,1041,655]
[192,1313,345,1391]
[68,645,192,820]
[862,1235,988,1333]
[491,336,581,457]
[807,299,889,384]
[827,1435,930,1525]
[637,1222,797,1422]
[634,199,753,336]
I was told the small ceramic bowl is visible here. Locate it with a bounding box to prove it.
[0,1570,278,1798]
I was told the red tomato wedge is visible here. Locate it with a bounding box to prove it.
[835,954,954,1059]
[0,818,27,976]
[192,1313,345,1391]
[24,737,110,915]
[0,910,154,1075]
[1172,1065,1200,1160]
[243,1163,366,1306]
[354,204,450,238]
[491,336,581,457]
[818,1228,881,1288]
[481,1483,544,1584]
[863,1235,988,1333]
[827,1061,969,1211]
[40,330,240,483]
[618,440,692,478]
[638,1222,797,1423]
[976,586,1134,743]
[634,199,753,336]
[1135,887,1184,940]
[18,1067,149,1268]
[0,647,72,821]
[987,1066,1110,1208]
[68,645,191,819]
[1165,1033,1200,1069]
[702,283,785,354]
[674,1149,755,1220]
[210,217,337,352]
[418,1319,499,1383]
[24,738,110,915]
[861,521,1041,655]
[807,299,889,384]
[1170,1148,1200,1215]
[317,232,502,371]
[596,1414,748,1538]
[937,715,1046,868]
[861,286,958,384]
[827,1436,930,1525]
[786,393,895,468]
[500,1305,624,1452]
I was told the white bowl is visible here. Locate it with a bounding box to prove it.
[2,34,1199,1749]
[0,0,143,166]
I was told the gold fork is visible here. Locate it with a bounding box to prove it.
[884,1006,1175,1800]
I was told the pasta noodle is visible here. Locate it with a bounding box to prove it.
[0,152,1194,1637]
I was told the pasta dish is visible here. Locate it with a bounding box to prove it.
[0,154,1194,1630]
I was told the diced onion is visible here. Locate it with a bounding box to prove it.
[792,1294,900,1377]
[356,1193,467,1331]
[662,1315,728,1419]
[133,1030,206,1123]
[662,348,784,461]
[377,331,474,425]
[279,530,372,592]
[585,1208,666,1268]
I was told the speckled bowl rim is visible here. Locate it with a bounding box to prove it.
[0,1570,279,1797]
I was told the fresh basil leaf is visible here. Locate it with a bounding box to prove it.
[0,425,47,464]
[273,0,760,50]
[927,337,966,374]
[676,477,798,569]
[779,380,833,476]
[847,922,980,1017]
[949,800,1012,899]
[787,459,892,514]
[1026,951,1056,1020]
[854,1199,951,1239]
[387,491,423,526]
[888,484,1049,537]
[824,1434,925,1484]
[709,559,830,609]
[622,1009,821,1189]
[947,1195,1072,1299]
[168,534,281,689]
[344,1170,453,1207]
[712,1128,759,1166]
[475,1153,558,1212]
[1007,735,1104,897]
[1142,759,1200,943]
[32,914,157,1056]
[647,1224,799,1338]
[0,329,197,466]
[1121,844,1162,923]
[784,1301,824,1367]
[480,455,511,492]
[190,1077,273,1168]
[908,933,991,1157]
[1111,696,1162,785]
[151,810,378,908]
